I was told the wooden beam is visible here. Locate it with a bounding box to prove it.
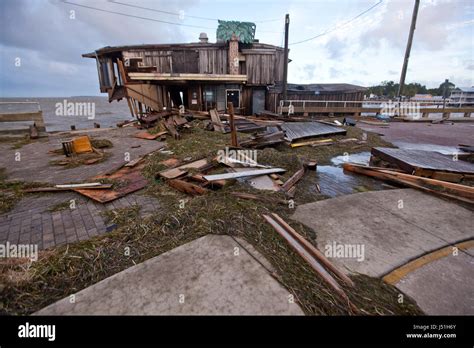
[270,213,354,287]
[203,168,286,181]
[167,179,208,195]
[280,168,305,193]
[228,102,239,147]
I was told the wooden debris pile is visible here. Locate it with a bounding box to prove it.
[343,162,474,205]
[263,213,358,314]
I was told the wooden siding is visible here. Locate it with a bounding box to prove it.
[198,48,228,74]
[123,50,172,73]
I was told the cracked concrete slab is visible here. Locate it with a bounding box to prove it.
[291,188,474,277]
[35,234,303,315]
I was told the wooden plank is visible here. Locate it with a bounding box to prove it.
[203,168,286,181]
[343,163,474,204]
[167,179,208,195]
[291,138,333,148]
[280,168,305,193]
[270,213,354,287]
[262,214,357,313]
[24,184,112,193]
[209,109,225,133]
[134,131,167,140]
[230,192,287,205]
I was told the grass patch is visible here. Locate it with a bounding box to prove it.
[47,201,72,213]
[0,170,51,213]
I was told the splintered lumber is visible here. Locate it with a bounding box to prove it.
[134,131,166,140]
[209,109,226,133]
[262,214,357,313]
[55,183,102,188]
[24,184,112,193]
[167,179,208,195]
[158,158,209,179]
[203,168,286,181]
[230,192,287,205]
[343,163,474,204]
[239,130,285,148]
[270,213,354,287]
[163,119,180,140]
[291,138,333,148]
[280,168,306,193]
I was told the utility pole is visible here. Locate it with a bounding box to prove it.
[397,0,420,99]
[282,14,290,103]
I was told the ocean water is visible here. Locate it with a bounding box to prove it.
[0,97,133,132]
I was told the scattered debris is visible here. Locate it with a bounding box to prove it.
[371,147,474,180]
[280,167,306,193]
[343,163,474,204]
[167,179,208,195]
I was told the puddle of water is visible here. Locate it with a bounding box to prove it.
[392,141,464,155]
[330,151,371,166]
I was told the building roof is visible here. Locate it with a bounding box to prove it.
[453,87,474,93]
[269,83,367,94]
[82,41,282,58]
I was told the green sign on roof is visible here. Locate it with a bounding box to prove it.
[216,20,256,44]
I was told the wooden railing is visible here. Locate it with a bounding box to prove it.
[278,99,474,119]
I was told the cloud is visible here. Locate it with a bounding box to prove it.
[360,0,469,51]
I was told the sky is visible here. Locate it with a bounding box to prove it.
[0,0,473,97]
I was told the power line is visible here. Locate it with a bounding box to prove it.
[108,0,281,23]
[290,0,383,45]
[62,1,216,30]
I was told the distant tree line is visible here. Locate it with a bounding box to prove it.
[367,80,456,98]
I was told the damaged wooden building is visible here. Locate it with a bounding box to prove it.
[83,21,287,116]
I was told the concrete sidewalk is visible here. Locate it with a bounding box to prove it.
[291,188,474,315]
[35,235,304,315]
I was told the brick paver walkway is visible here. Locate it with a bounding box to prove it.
[0,191,159,250]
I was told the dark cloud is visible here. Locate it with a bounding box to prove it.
[0,0,200,96]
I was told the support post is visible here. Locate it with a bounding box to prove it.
[397,0,420,98]
[282,14,290,111]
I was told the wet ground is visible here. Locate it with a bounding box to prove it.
[313,152,388,198]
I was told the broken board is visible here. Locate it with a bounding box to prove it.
[372,147,474,175]
[281,122,346,142]
[75,163,148,203]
